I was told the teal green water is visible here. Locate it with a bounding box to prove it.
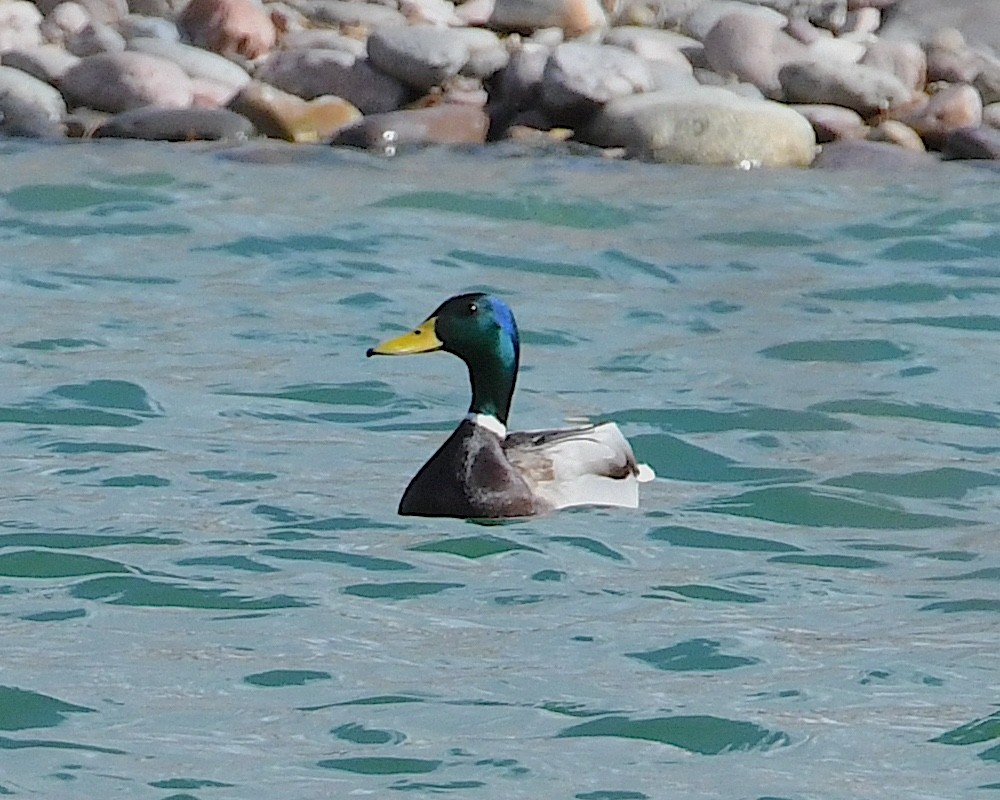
[1,139,999,798]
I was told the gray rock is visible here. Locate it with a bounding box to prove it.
[924,28,980,84]
[66,21,127,56]
[118,14,181,42]
[541,41,655,121]
[860,37,926,93]
[878,0,1000,56]
[40,2,90,46]
[791,103,867,142]
[92,106,255,140]
[127,0,187,19]
[647,59,700,92]
[59,51,193,112]
[943,126,1000,160]
[581,86,817,167]
[973,54,1000,105]
[984,101,1000,129]
[492,39,550,113]
[128,37,251,90]
[299,0,407,28]
[779,59,912,115]
[0,92,66,136]
[280,29,367,56]
[1,45,80,83]
[0,65,67,119]
[367,25,470,92]
[604,25,697,72]
[254,48,409,114]
[0,1,43,54]
[812,138,939,170]
[703,12,808,98]
[684,1,786,41]
[452,27,508,79]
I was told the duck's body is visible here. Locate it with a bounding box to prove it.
[367,293,653,519]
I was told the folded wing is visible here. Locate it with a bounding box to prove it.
[504,422,654,511]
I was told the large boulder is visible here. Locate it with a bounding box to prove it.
[581,86,817,167]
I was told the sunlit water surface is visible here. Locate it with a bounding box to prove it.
[1,140,999,799]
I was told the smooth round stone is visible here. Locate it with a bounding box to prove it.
[179,0,276,60]
[493,39,550,113]
[40,2,91,44]
[811,138,939,170]
[127,0,187,18]
[0,92,65,136]
[541,41,655,119]
[0,1,42,53]
[454,0,493,25]
[779,59,912,115]
[299,0,407,29]
[974,55,1000,105]
[860,38,926,92]
[59,51,194,112]
[868,119,925,151]
[190,76,240,107]
[983,101,1000,128]
[280,29,367,57]
[703,12,807,98]
[648,59,700,93]
[791,103,868,143]
[128,37,251,91]
[489,0,607,37]
[0,64,67,119]
[897,84,983,149]
[118,14,181,42]
[82,0,129,24]
[331,103,489,153]
[581,86,818,167]
[1,45,80,82]
[684,1,786,41]
[404,0,461,26]
[92,106,255,140]
[845,6,881,37]
[229,80,361,142]
[66,21,127,56]
[603,26,697,72]
[254,48,409,114]
[924,28,981,84]
[367,25,470,92]
[942,126,1000,160]
[803,35,866,65]
[452,27,508,79]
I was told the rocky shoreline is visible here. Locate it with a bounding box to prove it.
[1,0,1000,167]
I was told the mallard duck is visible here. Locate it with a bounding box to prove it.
[366,293,654,518]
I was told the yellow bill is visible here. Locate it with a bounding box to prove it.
[366,318,443,357]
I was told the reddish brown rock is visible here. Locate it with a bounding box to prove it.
[895,84,983,149]
[332,103,488,153]
[179,0,277,59]
[488,0,606,37]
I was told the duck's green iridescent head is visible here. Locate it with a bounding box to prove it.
[367,293,520,424]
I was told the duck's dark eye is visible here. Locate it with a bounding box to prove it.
[468,302,478,315]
